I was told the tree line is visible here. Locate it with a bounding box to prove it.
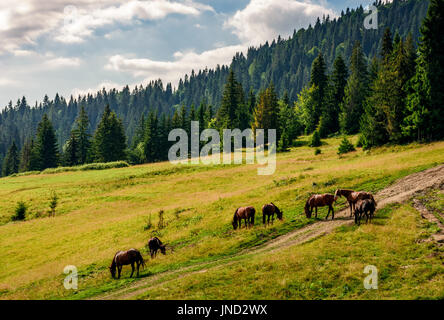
[1,0,443,176]
[0,0,429,169]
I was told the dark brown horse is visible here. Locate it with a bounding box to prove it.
[262,202,283,225]
[232,206,255,230]
[304,194,337,220]
[334,189,376,216]
[110,248,145,279]
[354,199,376,225]
[147,237,166,258]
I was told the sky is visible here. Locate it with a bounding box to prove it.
[0,0,375,108]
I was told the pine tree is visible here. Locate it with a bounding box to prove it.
[217,69,244,129]
[403,0,444,141]
[2,142,19,176]
[252,83,279,142]
[63,132,79,166]
[340,41,369,134]
[74,106,91,164]
[35,114,59,170]
[309,53,328,129]
[93,105,127,162]
[19,139,33,172]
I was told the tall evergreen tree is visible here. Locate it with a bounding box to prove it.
[2,142,19,176]
[34,114,59,170]
[403,0,444,141]
[253,82,279,142]
[93,105,127,162]
[340,41,369,134]
[63,132,79,166]
[74,106,92,164]
[217,69,244,129]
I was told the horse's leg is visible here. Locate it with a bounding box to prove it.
[118,266,122,279]
[130,263,134,278]
[315,206,318,218]
[325,206,330,220]
[136,262,140,277]
[349,201,353,216]
[331,205,334,220]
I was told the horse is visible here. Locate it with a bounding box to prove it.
[148,237,166,259]
[334,189,377,216]
[304,194,337,220]
[109,248,146,279]
[353,199,376,225]
[262,202,283,225]
[232,206,255,230]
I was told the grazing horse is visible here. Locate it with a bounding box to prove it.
[353,199,376,225]
[334,189,377,216]
[110,249,145,279]
[304,194,337,220]
[262,202,283,225]
[232,206,255,230]
[148,237,166,259]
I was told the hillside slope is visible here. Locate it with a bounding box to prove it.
[0,137,443,299]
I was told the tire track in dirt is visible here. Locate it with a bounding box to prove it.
[92,164,444,300]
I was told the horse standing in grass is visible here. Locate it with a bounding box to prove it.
[354,199,377,225]
[232,206,255,230]
[110,249,145,279]
[334,189,376,216]
[262,202,283,225]
[148,237,166,258]
[304,194,337,220]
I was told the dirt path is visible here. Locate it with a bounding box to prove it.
[92,164,444,300]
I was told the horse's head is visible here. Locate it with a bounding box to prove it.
[334,189,341,198]
[276,208,283,220]
[160,244,166,255]
[304,201,311,218]
[109,265,116,279]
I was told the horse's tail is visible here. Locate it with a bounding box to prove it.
[138,251,146,269]
[371,194,377,208]
[304,198,311,217]
[251,208,255,225]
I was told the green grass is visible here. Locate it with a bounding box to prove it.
[0,135,443,299]
[135,203,444,300]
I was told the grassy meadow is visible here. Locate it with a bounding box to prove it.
[0,135,443,299]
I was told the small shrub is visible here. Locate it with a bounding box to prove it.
[157,210,165,229]
[144,214,153,230]
[49,191,58,217]
[12,201,27,221]
[310,130,322,147]
[314,148,321,155]
[337,137,356,155]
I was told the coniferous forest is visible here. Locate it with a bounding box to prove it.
[1,0,443,176]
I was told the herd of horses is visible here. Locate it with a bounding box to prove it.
[109,189,377,279]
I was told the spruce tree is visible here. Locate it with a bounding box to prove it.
[2,142,19,176]
[340,41,369,134]
[403,0,444,141]
[63,132,79,166]
[74,106,91,164]
[93,105,127,162]
[35,114,59,170]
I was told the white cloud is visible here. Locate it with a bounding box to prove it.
[44,57,82,69]
[105,44,246,85]
[0,78,19,87]
[71,81,124,97]
[225,0,337,45]
[0,0,214,52]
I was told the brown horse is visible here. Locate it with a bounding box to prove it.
[262,202,283,225]
[304,194,337,220]
[110,248,146,279]
[147,237,166,259]
[354,198,376,225]
[334,189,376,216]
[232,206,255,230]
